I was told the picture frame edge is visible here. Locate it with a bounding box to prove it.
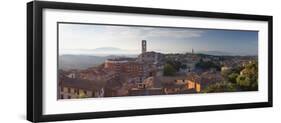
[27,1,273,122]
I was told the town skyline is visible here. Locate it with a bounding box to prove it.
[58,39,258,99]
[59,23,258,56]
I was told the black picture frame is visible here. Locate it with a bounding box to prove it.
[27,1,273,122]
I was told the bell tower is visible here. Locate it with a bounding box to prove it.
[142,40,147,53]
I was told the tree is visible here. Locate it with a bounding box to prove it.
[166,60,183,71]
[163,63,176,76]
[195,61,220,70]
[181,64,187,69]
[221,69,231,78]
[228,73,239,83]
[203,81,237,93]
[236,75,251,87]
[232,66,243,73]
[236,61,258,91]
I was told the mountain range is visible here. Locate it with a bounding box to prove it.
[60,47,138,56]
[59,47,257,70]
[59,54,137,70]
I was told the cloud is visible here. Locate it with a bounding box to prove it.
[59,23,206,51]
[59,23,258,56]
[146,29,204,39]
[101,26,205,39]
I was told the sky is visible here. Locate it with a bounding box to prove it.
[58,23,258,56]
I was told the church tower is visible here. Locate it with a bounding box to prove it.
[142,40,147,53]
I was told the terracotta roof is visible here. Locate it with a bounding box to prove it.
[155,76,187,84]
[129,88,163,96]
[60,78,98,91]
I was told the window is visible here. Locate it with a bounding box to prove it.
[63,87,68,92]
[71,88,75,93]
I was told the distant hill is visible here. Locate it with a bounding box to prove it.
[93,47,127,52]
[197,50,257,56]
[198,51,234,56]
[59,54,138,70]
[59,55,107,70]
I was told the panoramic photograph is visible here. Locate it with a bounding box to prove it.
[57,23,258,99]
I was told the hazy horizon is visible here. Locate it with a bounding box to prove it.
[59,23,258,56]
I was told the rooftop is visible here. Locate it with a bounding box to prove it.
[60,77,98,91]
